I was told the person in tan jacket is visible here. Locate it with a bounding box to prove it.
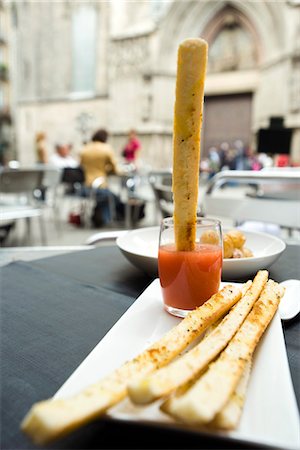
[80,129,118,187]
[35,131,49,164]
[79,129,121,226]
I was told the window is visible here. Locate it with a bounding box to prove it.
[71,5,97,96]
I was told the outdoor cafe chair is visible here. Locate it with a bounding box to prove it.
[0,168,47,244]
[60,169,113,228]
[148,170,174,220]
[202,169,300,236]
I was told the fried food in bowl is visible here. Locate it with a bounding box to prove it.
[223,230,253,259]
[226,230,246,249]
[223,234,235,259]
[200,229,220,246]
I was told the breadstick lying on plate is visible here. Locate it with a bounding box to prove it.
[21,284,242,445]
[128,271,267,405]
[162,280,284,425]
[211,359,252,430]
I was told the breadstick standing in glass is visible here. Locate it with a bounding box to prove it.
[172,38,208,251]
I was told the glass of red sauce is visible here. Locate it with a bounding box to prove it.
[158,217,223,318]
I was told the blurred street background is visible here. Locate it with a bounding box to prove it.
[1,0,299,247]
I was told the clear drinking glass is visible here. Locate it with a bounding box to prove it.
[158,217,223,318]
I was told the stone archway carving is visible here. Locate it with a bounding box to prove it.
[202,6,260,72]
[156,0,285,72]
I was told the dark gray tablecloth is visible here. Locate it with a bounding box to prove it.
[1,245,299,450]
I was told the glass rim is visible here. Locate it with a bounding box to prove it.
[161,216,221,228]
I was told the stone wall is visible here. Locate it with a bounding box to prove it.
[10,0,300,167]
[16,98,108,165]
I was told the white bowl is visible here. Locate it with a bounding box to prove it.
[116,226,286,280]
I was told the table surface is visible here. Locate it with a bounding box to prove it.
[1,243,299,449]
[0,245,93,267]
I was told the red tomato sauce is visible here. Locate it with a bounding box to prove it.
[158,243,222,311]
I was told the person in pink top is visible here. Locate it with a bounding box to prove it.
[122,129,141,167]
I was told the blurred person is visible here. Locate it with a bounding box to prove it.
[207,146,221,178]
[122,129,141,169]
[0,108,12,167]
[50,143,79,169]
[234,139,247,170]
[35,132,49,164]
[79,128,122,226]
[0,142,8,167]
[33,131,50,201]
[244,147,262,171]
[218,142,230,169]
[257,152,274,169]
[224,147,238,170]
[274,153,290,167]
[252,155,262,171]
[80,129,119,187]
[200,157,210,173]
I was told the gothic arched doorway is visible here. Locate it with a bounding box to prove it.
[201,6,260,157]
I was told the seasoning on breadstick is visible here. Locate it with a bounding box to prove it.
[211,359,252,429]
[162,280,284,425]
[21,284,242,445]
[172,38,208,251]
[127,271,266,405]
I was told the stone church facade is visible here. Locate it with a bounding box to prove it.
[8,0,300,167]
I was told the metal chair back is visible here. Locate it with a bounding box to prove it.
[0,168,47,244]
[0,169,43,196]
[203,169,300,231]
[148,170,173,218]
[61,167,85,184]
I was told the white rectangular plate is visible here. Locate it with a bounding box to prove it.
[55,280,300,450]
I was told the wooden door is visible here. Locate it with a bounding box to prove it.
[202,93,253,157]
